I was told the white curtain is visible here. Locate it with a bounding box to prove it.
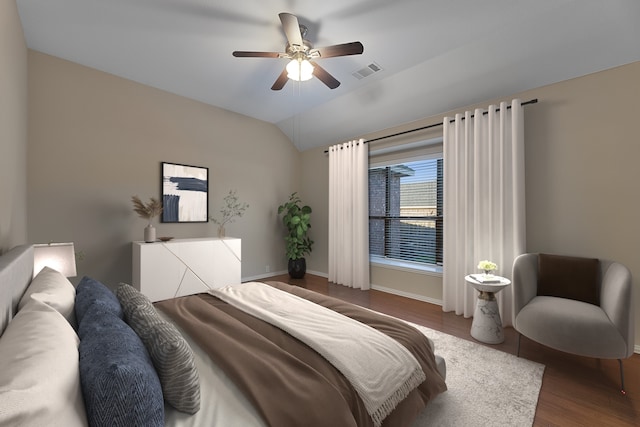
[442,99,526,326]
[328,139,370,290]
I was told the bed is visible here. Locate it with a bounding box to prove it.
[0,244,446,427]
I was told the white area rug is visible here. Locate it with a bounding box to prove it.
[410,325,545,427]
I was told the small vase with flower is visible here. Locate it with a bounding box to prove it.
[209,190,249,239]
[477,260,498,277]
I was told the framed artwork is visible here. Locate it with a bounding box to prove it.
[161,162,209,223]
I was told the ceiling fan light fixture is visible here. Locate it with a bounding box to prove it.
[286,58,314,81]
[233,13,363,90]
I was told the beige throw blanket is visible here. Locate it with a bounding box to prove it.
[209,282,427,427]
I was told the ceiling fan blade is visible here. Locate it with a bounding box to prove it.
[279,12,303,48]
[233,51,280,58]
[313,41,364,58]
[311,62,340,89]
[271,68,289,91]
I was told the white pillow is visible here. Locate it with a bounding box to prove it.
[0,298,88,427]
[19,266,76,326]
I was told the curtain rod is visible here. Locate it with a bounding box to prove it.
[323,98,538,153]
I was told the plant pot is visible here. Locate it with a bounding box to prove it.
[288,258,306,279]
[144,224,156,243]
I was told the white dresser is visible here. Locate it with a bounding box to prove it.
[132,237,241,302]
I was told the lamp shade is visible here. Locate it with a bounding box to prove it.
[33,243,77,278]
[286,58,314,81]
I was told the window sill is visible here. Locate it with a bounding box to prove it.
[370,256,443,276]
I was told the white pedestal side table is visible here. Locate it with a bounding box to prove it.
[465,274,511,344]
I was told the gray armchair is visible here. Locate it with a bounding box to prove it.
[512,253,635,394]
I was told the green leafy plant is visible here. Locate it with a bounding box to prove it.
[278,192,313,260]
[131,196,163,223]
[209,190,249,228]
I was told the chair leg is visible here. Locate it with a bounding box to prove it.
[516,333,521,357]
[618,359,626,395]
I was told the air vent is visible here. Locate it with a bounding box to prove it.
[352,62,382,80]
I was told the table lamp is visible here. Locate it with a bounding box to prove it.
[33,242,77,278]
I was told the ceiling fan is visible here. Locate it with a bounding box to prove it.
[232,12,364,90]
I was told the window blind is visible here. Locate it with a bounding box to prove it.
[369,157,443,267]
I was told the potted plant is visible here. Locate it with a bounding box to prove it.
[278,192,313,279]
[209,190,249,238]
[131,196,163,242]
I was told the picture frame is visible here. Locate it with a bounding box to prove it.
[161,162,209,223]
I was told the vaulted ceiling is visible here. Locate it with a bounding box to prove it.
[16,0,640,151]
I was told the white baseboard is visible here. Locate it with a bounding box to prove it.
[372,285,640,355]
[371,283,443,306]
[242,270,287,282]
[306,269,328,278]
[254,270,442,306]
[246,271,640,353]
[243,269,327,283]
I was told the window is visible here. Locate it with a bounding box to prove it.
[369,155,443,271]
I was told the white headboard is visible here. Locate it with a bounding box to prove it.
[0,245,34,335]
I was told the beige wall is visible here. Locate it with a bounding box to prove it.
[302,61,640,346]
[0,0,28,252]
[299,145,329,275]
[9,2,640,346]
[27,51,300,286]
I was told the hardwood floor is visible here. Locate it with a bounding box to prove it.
[265,273,640,427]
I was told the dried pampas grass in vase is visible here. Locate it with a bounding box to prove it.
[131,196,163,242]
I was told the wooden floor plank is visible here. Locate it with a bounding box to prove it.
[263,273,640,426]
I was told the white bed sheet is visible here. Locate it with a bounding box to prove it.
[160,311,265,427]
[159,311,445,427]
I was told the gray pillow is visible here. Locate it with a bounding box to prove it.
[116,283,200,414]
[116,282,152,322]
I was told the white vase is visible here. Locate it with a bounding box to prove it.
[144,224,156,243]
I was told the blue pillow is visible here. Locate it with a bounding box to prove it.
[75,276,123,324]
[79,308,164,427]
